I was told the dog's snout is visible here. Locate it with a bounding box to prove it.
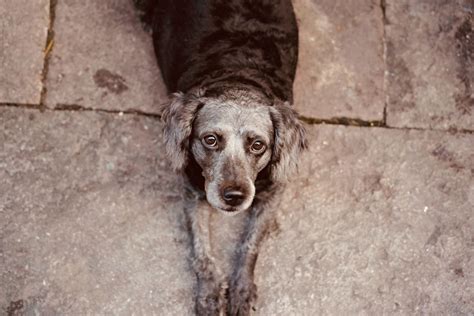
[223,187,246,206]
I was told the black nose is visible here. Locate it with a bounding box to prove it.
[223,187,245,206]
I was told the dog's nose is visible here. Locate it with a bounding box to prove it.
[223,187,245,206]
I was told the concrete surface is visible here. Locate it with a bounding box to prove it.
[256,126,474,315]
[0,0,49,104]
[293,0,386,121]
[1,109,472,315]
[44,0,167,113]
[385,0,474,131]
[1,0,473,314]
[0,108,193,315]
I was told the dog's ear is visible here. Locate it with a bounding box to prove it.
[161,92,204,171]
[269,102,307,182]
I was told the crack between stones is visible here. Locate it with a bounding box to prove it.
[380,0,388,126]
[53,103,162,118]
[299,115,384,128]
[0,103,43,110]
[39,0,58,109]
[1,102,472,134]
[0,102,160,118]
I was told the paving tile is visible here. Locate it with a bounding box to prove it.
[0,108,192,314]
[293,0,385,121]
[385,0,474,131]
[44,0,386,119]
[45,0,167,113]
[1,107,472,314]
[256,126,473,315]
[0,0,49,104]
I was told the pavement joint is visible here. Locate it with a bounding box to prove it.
[0,103,43,110]
[2,102,472,134]
[299,115,385,128]
[39,0,58,109]
[53,103,161,118]
[380,0,388,24]
[380,0,388,126]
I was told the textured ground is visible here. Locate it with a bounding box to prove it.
[1,0,473,315]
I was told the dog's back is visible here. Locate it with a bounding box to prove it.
[139,0,298,102]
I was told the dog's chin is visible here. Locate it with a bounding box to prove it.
[206,198,253,215]
[214,206,241,215]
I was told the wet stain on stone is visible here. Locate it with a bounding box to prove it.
[394,302,400,311]
[454,267,465,277]
[437,14,456,34]
[93,69,129,94]
[364,173,383,193]
[437,181,451,194]
[454,17,474,115]
[267,218,281,238]
[6,300,24,316]
[431,145,465,171]
[386,41,416,112]
[432,145,456,162]
[363,173,393,198]
[425,226,442,246]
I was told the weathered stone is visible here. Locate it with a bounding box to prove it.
[256,125,473,315]
[44,0,167,113]
[2,0,474,313]
[385,0,474,131]
[293,0,385,121]
[0,0,49,104]
[2,107,472,314]
[0,108,193,314]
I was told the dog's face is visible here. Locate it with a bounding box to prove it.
[162,91,306,214]
[191,101,273,212]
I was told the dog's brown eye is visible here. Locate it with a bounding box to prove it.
[203,135,218,148]
[251,140,266,153]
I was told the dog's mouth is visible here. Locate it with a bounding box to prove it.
[206,194,254,214]
[217,206,239,213]
[215,205,246,213]
[211,205,252,216]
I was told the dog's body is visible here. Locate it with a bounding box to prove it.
[135,1,306,314]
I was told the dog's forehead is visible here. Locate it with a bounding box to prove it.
[195,100,272,135]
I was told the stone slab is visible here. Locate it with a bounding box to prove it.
[256,125,473,315]
[0,108,193,314]
[44,0,167,113]
[293,0,385,121]
[0,0,49,104]
[385,0,474,131]
[2,107,472,314]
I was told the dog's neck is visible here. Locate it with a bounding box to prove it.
[184,154,206,198]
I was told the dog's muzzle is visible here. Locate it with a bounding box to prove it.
[222,186,246,207]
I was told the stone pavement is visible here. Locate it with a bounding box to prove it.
[1,0,473,315]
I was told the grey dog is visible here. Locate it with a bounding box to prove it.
[135,0,307,314]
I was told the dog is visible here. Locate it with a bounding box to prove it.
[135,0,307,314]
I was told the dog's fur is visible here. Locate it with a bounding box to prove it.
[135,0,306,314]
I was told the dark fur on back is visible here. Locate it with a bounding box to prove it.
[134,1,305,314]
[138,0,298,102]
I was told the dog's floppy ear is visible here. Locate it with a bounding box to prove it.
[161,92,204,171]
[269,102,307,182]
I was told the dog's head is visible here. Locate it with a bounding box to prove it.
[162,90,306,213]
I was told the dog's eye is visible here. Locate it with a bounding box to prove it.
[203,135,218,148]
[251,140,266,153]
